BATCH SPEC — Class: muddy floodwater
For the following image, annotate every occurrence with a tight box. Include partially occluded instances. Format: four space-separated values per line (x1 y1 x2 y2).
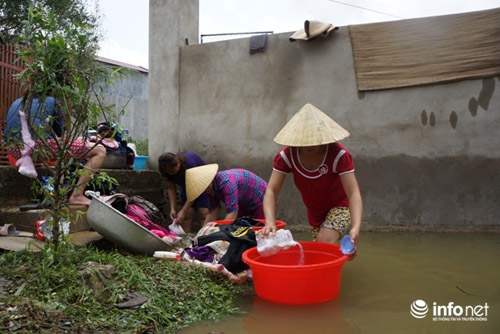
180 232 500 334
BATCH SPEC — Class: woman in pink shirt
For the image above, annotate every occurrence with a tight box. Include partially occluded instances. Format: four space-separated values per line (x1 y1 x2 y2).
262 104 363 254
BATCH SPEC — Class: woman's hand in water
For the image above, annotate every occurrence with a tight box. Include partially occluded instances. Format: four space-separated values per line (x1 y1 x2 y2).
348 227 360 260
261 221 277 236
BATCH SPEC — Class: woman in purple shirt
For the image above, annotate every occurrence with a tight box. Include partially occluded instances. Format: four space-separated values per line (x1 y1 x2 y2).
158 151 210 233
185 164 267 226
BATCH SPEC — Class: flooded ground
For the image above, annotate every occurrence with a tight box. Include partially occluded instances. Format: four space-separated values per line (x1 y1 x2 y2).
180 232 500 334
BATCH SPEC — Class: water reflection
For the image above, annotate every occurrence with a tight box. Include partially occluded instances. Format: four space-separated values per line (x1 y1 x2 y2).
178 295 359 334
180 232 500 334
242 297 358 334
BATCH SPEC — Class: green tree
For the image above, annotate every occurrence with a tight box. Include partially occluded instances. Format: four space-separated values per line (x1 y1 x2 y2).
11 3 120 245
0 0 101 44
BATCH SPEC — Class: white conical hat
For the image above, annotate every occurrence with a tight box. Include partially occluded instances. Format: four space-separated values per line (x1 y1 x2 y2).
186 164 219 202
273 103 350 146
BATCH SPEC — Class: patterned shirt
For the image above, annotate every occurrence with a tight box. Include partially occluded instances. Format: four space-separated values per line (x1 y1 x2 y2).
212 169 267 215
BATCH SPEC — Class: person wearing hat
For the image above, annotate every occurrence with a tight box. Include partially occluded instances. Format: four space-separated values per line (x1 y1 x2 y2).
261 103 363 254
185 164 267 226
158 151 211 233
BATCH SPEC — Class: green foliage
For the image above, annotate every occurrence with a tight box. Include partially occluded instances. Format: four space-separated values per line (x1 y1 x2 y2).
0 0 101 44
0 245 252 333
89 171 119 192
5 3 123 244
129 138 149 156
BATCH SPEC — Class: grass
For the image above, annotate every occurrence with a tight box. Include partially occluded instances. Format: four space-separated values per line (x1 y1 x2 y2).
0 243 253 333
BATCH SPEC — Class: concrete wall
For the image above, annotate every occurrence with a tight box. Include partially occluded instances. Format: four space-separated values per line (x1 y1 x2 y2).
100 68 149 141
175 27 500 230
148 0 199 167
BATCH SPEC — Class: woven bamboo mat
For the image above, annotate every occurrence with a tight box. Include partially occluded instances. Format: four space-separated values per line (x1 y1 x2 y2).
348 8 500 91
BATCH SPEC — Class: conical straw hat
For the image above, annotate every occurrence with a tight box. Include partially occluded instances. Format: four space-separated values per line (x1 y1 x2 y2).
289 20 337 42
273 103 350 146
186 164 219 202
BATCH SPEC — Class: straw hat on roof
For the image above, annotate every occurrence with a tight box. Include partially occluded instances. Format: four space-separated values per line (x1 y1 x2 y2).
186 164 219 202
273 103 350 147
289 20 337 42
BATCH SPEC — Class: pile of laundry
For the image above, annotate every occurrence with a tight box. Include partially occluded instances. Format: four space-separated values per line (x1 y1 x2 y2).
88 192 263 284
157 217 264 284
99 193 181 247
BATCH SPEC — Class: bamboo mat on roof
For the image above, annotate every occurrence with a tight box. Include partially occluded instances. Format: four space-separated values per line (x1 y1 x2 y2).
348 8 500 91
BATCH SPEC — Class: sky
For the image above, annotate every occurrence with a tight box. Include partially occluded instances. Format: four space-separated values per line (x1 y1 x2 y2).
94 0 499 69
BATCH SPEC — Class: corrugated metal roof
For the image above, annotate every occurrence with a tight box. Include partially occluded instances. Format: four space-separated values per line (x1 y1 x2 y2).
95 56 148 73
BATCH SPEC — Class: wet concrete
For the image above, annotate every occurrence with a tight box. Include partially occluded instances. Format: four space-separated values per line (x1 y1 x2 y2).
180 232 500 334
200 155 500 232
0 166 165 207
356 156 500 230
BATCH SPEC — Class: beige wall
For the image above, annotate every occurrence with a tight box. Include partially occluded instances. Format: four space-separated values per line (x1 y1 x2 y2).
148 0 199 167
149 3 500 230
178 30 500 230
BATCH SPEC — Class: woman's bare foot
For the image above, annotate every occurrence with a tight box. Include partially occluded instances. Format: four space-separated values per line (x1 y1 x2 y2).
68 193 91 206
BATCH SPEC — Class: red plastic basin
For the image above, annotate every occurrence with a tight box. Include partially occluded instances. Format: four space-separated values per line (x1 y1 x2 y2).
215 218 286 231
242 241 349 305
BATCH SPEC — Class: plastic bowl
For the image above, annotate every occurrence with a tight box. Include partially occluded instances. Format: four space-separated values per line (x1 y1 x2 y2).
340 235 355 255
215 218 286 231
242 242 349 305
